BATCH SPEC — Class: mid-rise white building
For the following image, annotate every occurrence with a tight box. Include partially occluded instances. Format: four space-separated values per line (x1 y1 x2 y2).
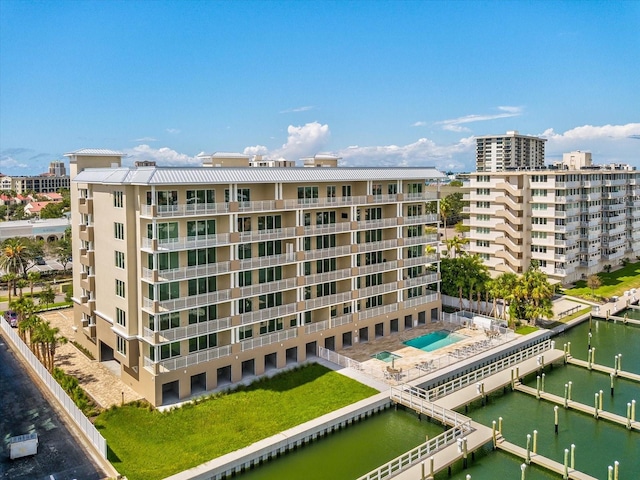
475 130 546 172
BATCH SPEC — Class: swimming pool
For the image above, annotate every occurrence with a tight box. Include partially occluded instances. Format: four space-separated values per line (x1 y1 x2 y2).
370 351 401 363
403 330 466 352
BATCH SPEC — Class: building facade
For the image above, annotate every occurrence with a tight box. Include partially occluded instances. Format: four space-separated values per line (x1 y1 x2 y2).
475 130 546 172
67 149 444 406
465 152 640 284
0 172 70 194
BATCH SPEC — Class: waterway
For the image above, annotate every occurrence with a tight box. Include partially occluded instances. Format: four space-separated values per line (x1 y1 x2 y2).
236 316 639 480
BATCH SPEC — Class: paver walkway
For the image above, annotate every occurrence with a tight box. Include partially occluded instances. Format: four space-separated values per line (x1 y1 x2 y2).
40 308 143 408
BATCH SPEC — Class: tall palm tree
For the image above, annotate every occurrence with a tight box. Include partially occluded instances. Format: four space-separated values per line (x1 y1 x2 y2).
0 238 30 295
27 271 41 298
10 297 37 341
32 320 66 372
440 196 452 242
445 235 469 259
2 272 17 306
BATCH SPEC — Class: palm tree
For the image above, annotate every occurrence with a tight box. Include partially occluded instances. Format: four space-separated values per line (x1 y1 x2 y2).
39 284 56 309
19 313 41 352
16 279 28 298
445 235 469 259
27 271 41 298
10 297 37 341
32 320 67 371
0 238 30 295
2 272 17 306
439 197 452 242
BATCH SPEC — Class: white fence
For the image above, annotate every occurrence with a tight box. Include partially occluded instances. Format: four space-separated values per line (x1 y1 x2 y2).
0 317 107 459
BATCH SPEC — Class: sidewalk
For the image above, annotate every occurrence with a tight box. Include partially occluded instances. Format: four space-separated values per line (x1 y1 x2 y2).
39 308 143 408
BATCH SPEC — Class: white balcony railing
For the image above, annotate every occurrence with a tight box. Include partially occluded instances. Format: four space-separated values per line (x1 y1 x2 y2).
304 291 353 310
403 292 439 309
240 329 298 351
141 233 230 251
238 278 298 298
156 345 232 371
239 303 298 325
142 261 232 282
304 313 354 334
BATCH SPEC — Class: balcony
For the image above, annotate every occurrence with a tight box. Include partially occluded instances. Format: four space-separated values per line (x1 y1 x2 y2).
238 278 297 298
239 303 298 325
151 345 233 372
358 281 398 298
240 329 298 352
358 239 398 253
239 227 298 242
304 268 352 286
140 202 230 218
81 319 96 338
357 260 399 275
404 214 439 225
145 317 233 343
304 291 352 310
359 303 398 320
404 273 439 288
142 261 232 282
404 255 437 267
356 218 399 230
304 313 354 334
402 292 439 309
303 245 352 260
304 222 352 236
141 233 230 252
404 234 438 246
239 253 297 270
145 289 232 314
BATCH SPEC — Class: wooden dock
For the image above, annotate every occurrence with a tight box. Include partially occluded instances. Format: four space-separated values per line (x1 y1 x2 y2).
496 439 598 480
567 357 640 383
607 315 640 326
514 383 640 431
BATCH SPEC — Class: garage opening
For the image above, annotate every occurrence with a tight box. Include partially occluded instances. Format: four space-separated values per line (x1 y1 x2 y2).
264 352 277 372
324 336 335 351
162 380 179 405
217 365 232 387
342 331 352 348
190 373 206 395
241 359 255 378
306 341 317 358
285 347 298 364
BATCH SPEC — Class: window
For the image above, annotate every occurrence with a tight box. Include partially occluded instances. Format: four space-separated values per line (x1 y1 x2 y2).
372 183 382 195
238 326 253 340
259 292 282 309
479 253 490 261
407 286 423 298
532 203 548 210
365 295 383 308
406 266 423 278
327 186 336 200
116 308 126 327
150 222 179 241
365 207 382 220
407 205 422 217
186 189 215 205
407 245 422 258
476 201 490 208
316 281 336 297
532 189 547 196
365 229 383 242
361 273 382 287
531 245 547 253
316 258 336 274
187 220 216 238
150 312 180 330
156 282 180 301
477 214 491 221
531 175 548 183
188 248 216 266
159 342 180 360
155 190 178 207
303 237 311 251
476 227 491 234
316 211 336 225
259 266 282 283
258 240 282 256
238 298 252 314
259 318 283 335
115 251 125 269
115 279 125 298
477 240 490 247
258 215 282 230
364 251 383 265
388 183 398 195
237 188 251 203
154 252 178 270
238 271 252 287
532 231 547 239
238 243 252 259
532 217 548 225
189 305 216 324
237 216 252 232
342 185 352 198
476 188 490 195
407 183 423 194
114 191 124 208
316 235 336 249
476 175 490 182
114 222 124 240
116 336 126 355
298 186 319 203
406 226 422 237
188 276 216 296
189 333 217 352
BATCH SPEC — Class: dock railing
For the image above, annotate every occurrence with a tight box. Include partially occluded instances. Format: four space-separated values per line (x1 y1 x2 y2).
358 388 472 480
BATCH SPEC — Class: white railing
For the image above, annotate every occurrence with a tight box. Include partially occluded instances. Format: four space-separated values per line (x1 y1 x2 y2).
404 234 438 246
357 218 399 230
402 292 439 308
358 282 398 298
148 317 233 342
304 245 352 260
304 222 353 235
304 268 352 286
237 200 278 212
141 233 230 251
158 345 232 371
239 227 298 242
404 273 439 287
0 317 108 459
404 255 435 267
359 303 398 320
404 214 438 225
304 314 354 334
238 278 298 298
357 260 399 275
304 291 353 310
156 289 232 312
240 329 298 351
140 202 230 218
238 253 297 270
358 239 398 252
142 261 232 282
239 303 298 325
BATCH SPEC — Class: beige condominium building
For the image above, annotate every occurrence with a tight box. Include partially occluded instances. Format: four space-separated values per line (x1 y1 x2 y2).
66 149 445 406
465 151 640 284
475 130 546 172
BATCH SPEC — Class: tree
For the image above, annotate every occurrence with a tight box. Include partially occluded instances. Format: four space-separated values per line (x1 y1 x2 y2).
39 284 56 309
440 254 490 310
10 297 37 341
32 320 67 371
509 262 554 325
50 235 72 270
454 221 470 235
449 180 463 187
1 238 30 294
587 275 602 296
439 196 452 242
2 272 17 306
27 271 41 298
39 202 64 219
444 235 469 258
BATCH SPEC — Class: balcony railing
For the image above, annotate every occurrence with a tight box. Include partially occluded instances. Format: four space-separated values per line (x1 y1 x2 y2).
144 316 233 343
304 313 354 334
357 260 399 275
405 214 439 224
140 202 230 218
239 227 298 242
358 239 398 253
141 233 230 251
238 278 298 298
404 273 439 287
304 291 353 310
240 329 297 351
142 261 232 282
304 268 353 286
303 245 352 260
304 222 353 235
404 235 438 246
146 289 232 313
402 292 439 308
155 345 233 371
356 218 399 230
359 303 398 320
358 282 398 298
238 253 297 270
239 303 298 325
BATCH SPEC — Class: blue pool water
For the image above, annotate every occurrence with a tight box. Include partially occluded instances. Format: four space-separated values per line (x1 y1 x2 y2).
403 330 466 352
370 351 401 363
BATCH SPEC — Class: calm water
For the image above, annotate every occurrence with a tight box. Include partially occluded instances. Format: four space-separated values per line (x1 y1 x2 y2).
404 330 466 352
237 317 639 479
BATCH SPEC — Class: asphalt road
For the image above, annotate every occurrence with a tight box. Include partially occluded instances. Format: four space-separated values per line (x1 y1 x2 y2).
0 332 105 480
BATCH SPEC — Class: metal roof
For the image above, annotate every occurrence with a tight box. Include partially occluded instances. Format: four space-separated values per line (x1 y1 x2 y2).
74 166 446 185
64 149 125 157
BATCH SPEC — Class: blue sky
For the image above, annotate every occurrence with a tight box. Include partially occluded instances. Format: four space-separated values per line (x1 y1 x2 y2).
1 0 639 175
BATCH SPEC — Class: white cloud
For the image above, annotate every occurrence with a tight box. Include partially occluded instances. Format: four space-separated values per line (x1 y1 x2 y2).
243 145 269 156
411 121 427 127
270 122 331 160
437 106 523 131
124 145 200 166
280 106 315 113
337 136 476 171
166 128 181 135
135 136 157 142
0 154 29 170
541 123 640 164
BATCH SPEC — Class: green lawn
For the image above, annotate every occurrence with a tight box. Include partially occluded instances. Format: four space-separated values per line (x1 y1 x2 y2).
563 261 640 300
95 363 378 480
515 325 538 335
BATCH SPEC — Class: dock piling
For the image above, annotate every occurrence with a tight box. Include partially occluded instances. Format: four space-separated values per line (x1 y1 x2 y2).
595 393 599 419
570 444 575 469
521 463 526 480
599 390 603 411
533 430 538 454
568 381 572 402
563 448 569 479
498 416 503 435
610 373 615 396
614 461 619 480
626 403 631 429
525 434 531 464
554 405 559 434
564 384 568 408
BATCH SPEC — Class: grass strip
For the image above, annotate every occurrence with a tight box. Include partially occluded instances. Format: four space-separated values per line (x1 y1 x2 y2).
95 363 377 480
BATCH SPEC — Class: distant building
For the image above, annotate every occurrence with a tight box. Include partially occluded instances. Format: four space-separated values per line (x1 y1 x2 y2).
465 151 640 284
0 217 70 243
475 131 546 172
302 154 341 168
49 160 67 177
0 161 70 194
